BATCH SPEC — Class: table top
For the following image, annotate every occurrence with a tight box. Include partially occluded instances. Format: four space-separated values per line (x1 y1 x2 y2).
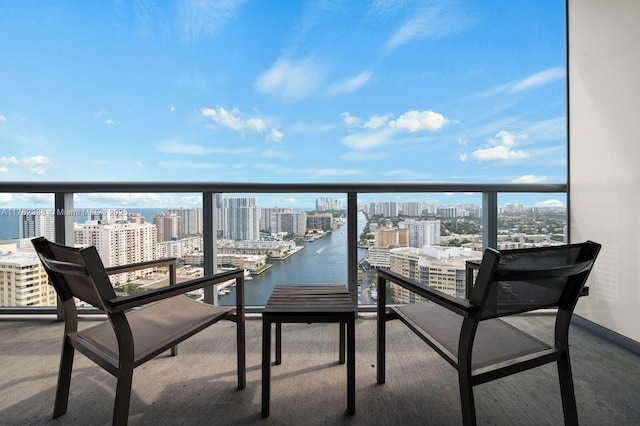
263 285 355 315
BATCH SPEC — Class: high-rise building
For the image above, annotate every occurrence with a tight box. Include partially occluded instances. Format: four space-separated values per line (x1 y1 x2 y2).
400 219 441 248
374 227 408 248
380 202 398 218
154 212 180 242
315 197 343 212
19 210 55 240
223 196 259 241
271 212 307 235
167 208 202 236
0 243 55 307
306 213 333 231
260 207 293 232
398 201 424 217
74 221 157 284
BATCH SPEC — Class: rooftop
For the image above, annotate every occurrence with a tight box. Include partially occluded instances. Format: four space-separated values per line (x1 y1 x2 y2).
2 313 638 425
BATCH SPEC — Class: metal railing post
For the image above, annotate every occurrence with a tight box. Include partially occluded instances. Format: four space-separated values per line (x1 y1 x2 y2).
203 192 218 305
482 191 498 250
54 192 75 320
347 192 358 313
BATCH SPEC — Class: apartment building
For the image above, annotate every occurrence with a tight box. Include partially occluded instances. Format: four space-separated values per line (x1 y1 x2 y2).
74 221 157 284
0 243 55 307
389 246 480 302
154 212 181 242
166 207 202 236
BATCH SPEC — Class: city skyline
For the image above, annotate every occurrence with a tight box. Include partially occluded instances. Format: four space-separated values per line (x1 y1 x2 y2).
1 1 566 208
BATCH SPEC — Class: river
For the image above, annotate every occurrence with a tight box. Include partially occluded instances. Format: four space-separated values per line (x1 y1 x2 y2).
220 211 369 306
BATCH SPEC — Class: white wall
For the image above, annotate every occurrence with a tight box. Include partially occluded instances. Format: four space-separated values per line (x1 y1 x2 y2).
569 0 640 343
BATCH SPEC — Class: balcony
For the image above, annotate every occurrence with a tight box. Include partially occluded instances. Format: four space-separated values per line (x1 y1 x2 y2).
1 312 639 425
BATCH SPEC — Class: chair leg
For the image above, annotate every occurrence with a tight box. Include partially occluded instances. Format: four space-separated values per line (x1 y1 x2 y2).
113 367 134 426
53 336 75 418
557 356 579 425
458 373 477 426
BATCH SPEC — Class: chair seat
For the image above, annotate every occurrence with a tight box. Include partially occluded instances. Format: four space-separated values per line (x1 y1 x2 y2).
391 303 552 370
75 295 234 364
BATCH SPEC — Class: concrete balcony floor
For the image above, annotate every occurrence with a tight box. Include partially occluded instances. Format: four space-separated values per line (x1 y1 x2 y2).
1 313 638 425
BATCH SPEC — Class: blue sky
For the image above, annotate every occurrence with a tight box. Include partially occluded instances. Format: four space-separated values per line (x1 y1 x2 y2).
0 0 566 208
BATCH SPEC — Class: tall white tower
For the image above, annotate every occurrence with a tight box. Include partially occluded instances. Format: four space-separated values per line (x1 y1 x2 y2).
223 196 259 241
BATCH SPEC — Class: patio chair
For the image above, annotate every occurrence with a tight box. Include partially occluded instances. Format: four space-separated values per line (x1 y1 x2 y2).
32 237 246 426
376 241 600 426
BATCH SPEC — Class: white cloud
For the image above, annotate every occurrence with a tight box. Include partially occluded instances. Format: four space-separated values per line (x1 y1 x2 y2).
158 142 209 155
87 192 162 206
0 166 8 173
19 155 54 175
328 70 372 95
255 56 327 102
510 67 565 93
472 145 528 161
341 112 360 127
134 161 144 168
159 161 225 169
267 128 284 142
389 110 448 132
481 67 565 98
459 153 469 162
105 119 116 125
170 105 176 112
340 151 388 161
178 195 203 205
0 193 13 203
0 114 7 122
535 199 564 208
490 130 518 147
0 156 19 165
341 128 395 150
385 1 475 50
201 107 267 133
307 168 365 177
364 114 391 130
512 175 548 183
179 0 244 41
470 130 530 162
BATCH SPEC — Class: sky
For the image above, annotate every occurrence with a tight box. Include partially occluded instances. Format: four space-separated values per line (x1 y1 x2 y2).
0 0 567 209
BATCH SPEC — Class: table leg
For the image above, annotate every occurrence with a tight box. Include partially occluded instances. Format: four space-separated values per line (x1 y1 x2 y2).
347 316 356 415
339 321 345 364
262 318 271 418
275 321 282 365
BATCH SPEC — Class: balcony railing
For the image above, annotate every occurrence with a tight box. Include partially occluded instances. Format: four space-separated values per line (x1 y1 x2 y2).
0 181 566 315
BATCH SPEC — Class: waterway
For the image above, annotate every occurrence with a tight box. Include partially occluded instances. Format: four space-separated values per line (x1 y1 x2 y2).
220 211 370 306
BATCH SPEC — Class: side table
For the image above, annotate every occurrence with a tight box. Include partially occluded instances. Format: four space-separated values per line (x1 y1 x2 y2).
261 284 356 417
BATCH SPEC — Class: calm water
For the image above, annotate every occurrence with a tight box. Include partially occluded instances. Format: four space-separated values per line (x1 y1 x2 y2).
221 211 369 306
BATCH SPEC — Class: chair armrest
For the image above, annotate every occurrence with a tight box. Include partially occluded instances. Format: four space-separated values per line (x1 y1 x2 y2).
104 269 244 313
105 258 177 274
377 268 477 317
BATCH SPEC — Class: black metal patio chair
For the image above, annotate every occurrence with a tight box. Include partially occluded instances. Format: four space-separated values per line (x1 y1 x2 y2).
376 241 601 425
32 237 246 426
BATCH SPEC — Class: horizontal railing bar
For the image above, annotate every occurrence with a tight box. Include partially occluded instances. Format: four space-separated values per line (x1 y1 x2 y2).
0 181 565 194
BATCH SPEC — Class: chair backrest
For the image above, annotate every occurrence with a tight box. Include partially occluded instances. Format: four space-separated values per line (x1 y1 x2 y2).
470 241 601 320
32 237 116 311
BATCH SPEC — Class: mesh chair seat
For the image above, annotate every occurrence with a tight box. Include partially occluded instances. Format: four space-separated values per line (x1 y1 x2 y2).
377 241 601 426
76 295 234 364
392 303 551 370
31 237 246 426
